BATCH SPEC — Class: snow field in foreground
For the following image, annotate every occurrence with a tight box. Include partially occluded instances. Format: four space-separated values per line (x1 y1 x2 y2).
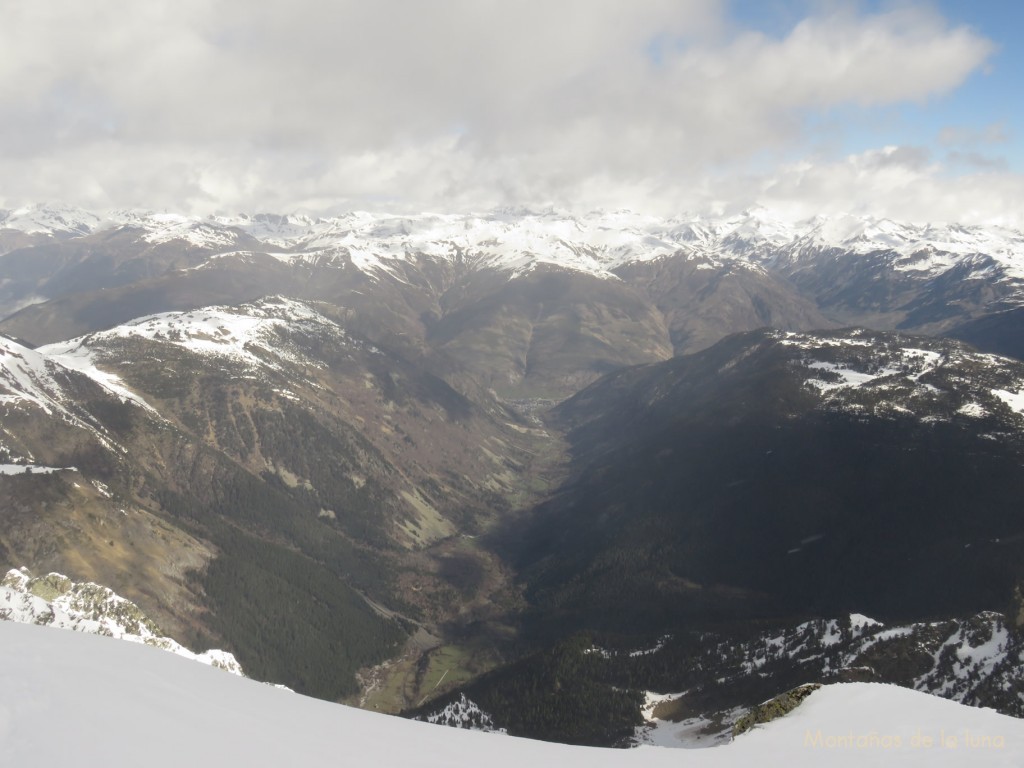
1 622 1023 767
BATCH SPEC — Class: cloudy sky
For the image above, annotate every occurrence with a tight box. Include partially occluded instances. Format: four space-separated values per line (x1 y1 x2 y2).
2 0 1021 224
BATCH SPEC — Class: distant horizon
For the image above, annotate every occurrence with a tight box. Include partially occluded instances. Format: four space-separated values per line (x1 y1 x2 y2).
3 199 1024 231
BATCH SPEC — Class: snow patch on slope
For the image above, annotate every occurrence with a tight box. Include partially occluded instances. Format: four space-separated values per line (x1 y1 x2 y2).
0 335 136 453
0 463 76 475
618 610 1024 750
37 341 160 414
992 388 1024 413
41 297 341 377
805 360 899 391
772 331 1024 422
731 612 1024 715
636 691 741 749
1 332 155 417
0 335 74 415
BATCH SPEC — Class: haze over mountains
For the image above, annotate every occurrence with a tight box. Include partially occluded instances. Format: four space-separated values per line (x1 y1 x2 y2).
3 203 1024 750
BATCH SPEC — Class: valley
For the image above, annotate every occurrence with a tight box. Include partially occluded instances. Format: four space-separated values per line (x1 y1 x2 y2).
3 205 1024 744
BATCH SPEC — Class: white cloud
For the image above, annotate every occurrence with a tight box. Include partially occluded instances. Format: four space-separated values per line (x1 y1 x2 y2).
744 147 1024 227
0 1 1005 219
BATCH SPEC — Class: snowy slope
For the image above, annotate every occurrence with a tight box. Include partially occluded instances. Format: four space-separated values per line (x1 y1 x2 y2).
0 335 77 416
0 569 242 675
38 297 355 381
0 333 155 456
774 329 1024 422
709 612 1022 713
0 333 153 416
790 215 1024 278
1 621 1021 767
608 611 1024 748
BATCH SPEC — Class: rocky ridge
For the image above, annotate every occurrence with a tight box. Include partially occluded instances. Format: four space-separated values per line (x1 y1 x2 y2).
1 567 243 674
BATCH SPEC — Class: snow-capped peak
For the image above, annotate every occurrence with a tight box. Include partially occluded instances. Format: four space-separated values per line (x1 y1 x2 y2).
0 203 102 236
6 204 1024 289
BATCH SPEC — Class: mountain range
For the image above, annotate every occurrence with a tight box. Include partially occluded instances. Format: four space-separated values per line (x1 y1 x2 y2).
3 203 1024 748
3 204 1024 396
